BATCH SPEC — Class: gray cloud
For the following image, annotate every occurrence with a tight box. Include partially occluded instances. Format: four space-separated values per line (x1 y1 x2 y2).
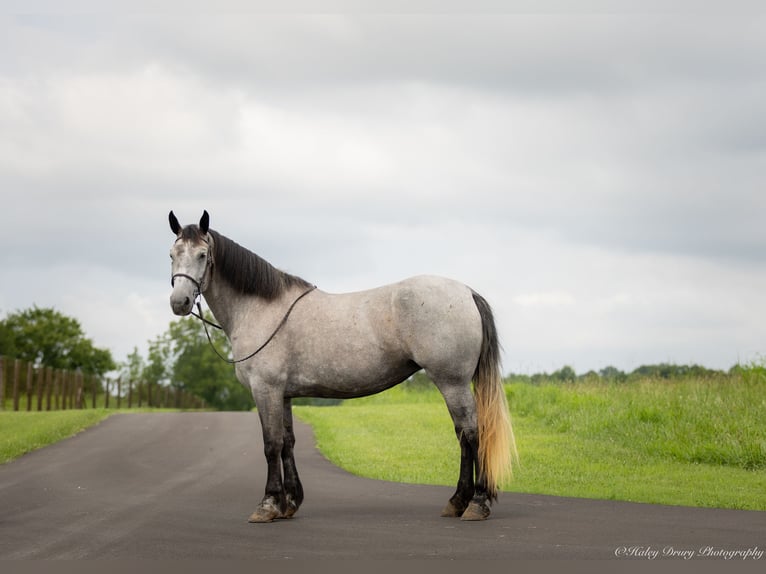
1 11 764 372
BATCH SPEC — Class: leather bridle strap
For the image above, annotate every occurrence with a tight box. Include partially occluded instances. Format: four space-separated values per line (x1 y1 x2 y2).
171 272 201 290
171 273 221 330
196 285 317 364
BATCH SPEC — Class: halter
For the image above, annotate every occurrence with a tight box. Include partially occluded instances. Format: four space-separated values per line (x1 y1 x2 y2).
171 268 221 329
171 235 217 327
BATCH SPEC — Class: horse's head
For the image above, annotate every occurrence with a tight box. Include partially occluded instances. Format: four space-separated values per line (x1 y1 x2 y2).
169 210 212 316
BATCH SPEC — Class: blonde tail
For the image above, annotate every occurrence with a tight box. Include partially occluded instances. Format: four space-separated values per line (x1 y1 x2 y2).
472 292 517 500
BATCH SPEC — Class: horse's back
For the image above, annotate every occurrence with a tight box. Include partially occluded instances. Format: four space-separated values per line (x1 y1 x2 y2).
281 275 484 397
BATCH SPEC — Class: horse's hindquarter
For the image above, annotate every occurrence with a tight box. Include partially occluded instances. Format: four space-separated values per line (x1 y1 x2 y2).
282 276 482 399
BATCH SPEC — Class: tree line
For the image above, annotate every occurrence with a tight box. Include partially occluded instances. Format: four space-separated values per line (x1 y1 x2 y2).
0 306 246 411
0 306 116 376
2 305 755 413
505 363 737 385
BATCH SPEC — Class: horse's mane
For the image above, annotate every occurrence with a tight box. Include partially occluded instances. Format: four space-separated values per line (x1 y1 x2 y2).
184 225 312 300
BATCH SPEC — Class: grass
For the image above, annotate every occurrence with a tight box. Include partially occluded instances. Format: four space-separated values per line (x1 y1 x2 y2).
0 407 190 464
3 370 764 510
0 409 114 464
295 374 766 511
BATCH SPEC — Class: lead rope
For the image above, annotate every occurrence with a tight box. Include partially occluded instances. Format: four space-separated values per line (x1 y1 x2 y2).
195 285 317 365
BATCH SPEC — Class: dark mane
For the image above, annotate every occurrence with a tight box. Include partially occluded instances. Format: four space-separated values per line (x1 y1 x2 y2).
207 229 312 300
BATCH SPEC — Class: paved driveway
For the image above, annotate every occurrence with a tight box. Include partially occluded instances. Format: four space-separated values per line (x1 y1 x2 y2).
0 412 762 559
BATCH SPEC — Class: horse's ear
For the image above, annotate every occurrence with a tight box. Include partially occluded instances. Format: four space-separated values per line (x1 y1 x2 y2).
200 210 210 234
169 211 182 235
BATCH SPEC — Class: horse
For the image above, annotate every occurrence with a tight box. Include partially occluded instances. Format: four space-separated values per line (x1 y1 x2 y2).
168 210 516 522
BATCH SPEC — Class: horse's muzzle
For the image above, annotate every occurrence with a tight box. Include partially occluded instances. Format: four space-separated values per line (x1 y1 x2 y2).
170 295 194 316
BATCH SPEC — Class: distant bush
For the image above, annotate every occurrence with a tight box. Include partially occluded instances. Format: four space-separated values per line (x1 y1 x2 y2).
506 362 730 385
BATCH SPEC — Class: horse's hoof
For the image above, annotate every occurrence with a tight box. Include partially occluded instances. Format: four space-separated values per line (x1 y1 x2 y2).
248 506 279 523
440 501 465 518
279 502 298 519
460 501 490 521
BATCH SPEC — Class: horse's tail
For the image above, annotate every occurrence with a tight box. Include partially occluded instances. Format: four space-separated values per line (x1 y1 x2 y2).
471 291 517 501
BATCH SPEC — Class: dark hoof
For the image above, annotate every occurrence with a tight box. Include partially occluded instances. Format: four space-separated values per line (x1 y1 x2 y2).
460 500 490 521
279 500 299 519
440 500 466 518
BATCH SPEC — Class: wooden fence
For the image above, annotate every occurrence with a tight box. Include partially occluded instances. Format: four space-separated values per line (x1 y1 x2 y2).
0 356 205 411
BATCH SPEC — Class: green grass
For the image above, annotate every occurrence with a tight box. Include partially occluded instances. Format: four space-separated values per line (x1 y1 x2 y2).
0 409 114 464
0 407 191 464
295 376 766 510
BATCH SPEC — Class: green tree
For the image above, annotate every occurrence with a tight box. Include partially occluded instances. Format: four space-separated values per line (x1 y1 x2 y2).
552 365 577 383
165 314 253 411
121 347 145 383
599 365 627 383
142 334 171 407
0 306 115 375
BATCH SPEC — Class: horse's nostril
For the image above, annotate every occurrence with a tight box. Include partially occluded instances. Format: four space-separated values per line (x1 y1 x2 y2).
184 297 190 307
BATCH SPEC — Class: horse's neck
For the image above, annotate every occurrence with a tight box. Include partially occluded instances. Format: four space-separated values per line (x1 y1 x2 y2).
202 277 247 336
202 275 284 337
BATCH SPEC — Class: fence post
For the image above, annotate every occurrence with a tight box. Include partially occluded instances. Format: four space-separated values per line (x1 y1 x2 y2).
25 362 33 411
45 367 52 411
36 366 44 411
138 381 143 408
12 359 21 411
75 370 83 409
54 370 61 410
0 357 4 411
0 356 4 411
117 378 122 409
70 371 77 409
128 380 133 409
105 379 110 409
91 375 97 409
61 370 68 410
71 370 76 409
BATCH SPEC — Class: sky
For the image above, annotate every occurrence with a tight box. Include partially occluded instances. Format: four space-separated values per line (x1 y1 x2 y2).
1 4 765 375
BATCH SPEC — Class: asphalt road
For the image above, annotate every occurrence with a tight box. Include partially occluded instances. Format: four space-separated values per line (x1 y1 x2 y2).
0 412 763 560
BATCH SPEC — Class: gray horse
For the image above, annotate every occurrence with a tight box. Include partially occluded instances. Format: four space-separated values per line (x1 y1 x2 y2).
168 211 516 522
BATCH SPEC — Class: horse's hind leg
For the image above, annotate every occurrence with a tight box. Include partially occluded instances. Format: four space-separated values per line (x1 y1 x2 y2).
280 399 304 518
441 425 478 518
432 377 489 520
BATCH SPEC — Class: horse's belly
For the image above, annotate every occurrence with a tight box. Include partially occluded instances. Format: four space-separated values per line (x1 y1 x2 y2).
284 359 420 399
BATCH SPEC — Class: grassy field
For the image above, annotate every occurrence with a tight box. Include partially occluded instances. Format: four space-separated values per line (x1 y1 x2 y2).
0 410 114 464
0 408 186 464
3 370 764 511
295 373 766 511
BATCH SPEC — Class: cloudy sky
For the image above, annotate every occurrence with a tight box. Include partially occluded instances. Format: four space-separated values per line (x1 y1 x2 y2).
1 4 764 374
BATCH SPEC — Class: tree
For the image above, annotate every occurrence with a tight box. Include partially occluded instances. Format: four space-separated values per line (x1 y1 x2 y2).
551 365 577 383
121 347 145 383
141 335 170 406
599 365 627 383
0 306 115 375
165 314 253 411
144 334 170 387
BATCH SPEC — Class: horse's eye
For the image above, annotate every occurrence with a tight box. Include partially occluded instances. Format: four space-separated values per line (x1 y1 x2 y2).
198 252 207 260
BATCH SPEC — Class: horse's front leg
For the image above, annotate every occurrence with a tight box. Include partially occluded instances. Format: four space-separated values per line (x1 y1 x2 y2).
281 398 303 518
249 392 287 523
